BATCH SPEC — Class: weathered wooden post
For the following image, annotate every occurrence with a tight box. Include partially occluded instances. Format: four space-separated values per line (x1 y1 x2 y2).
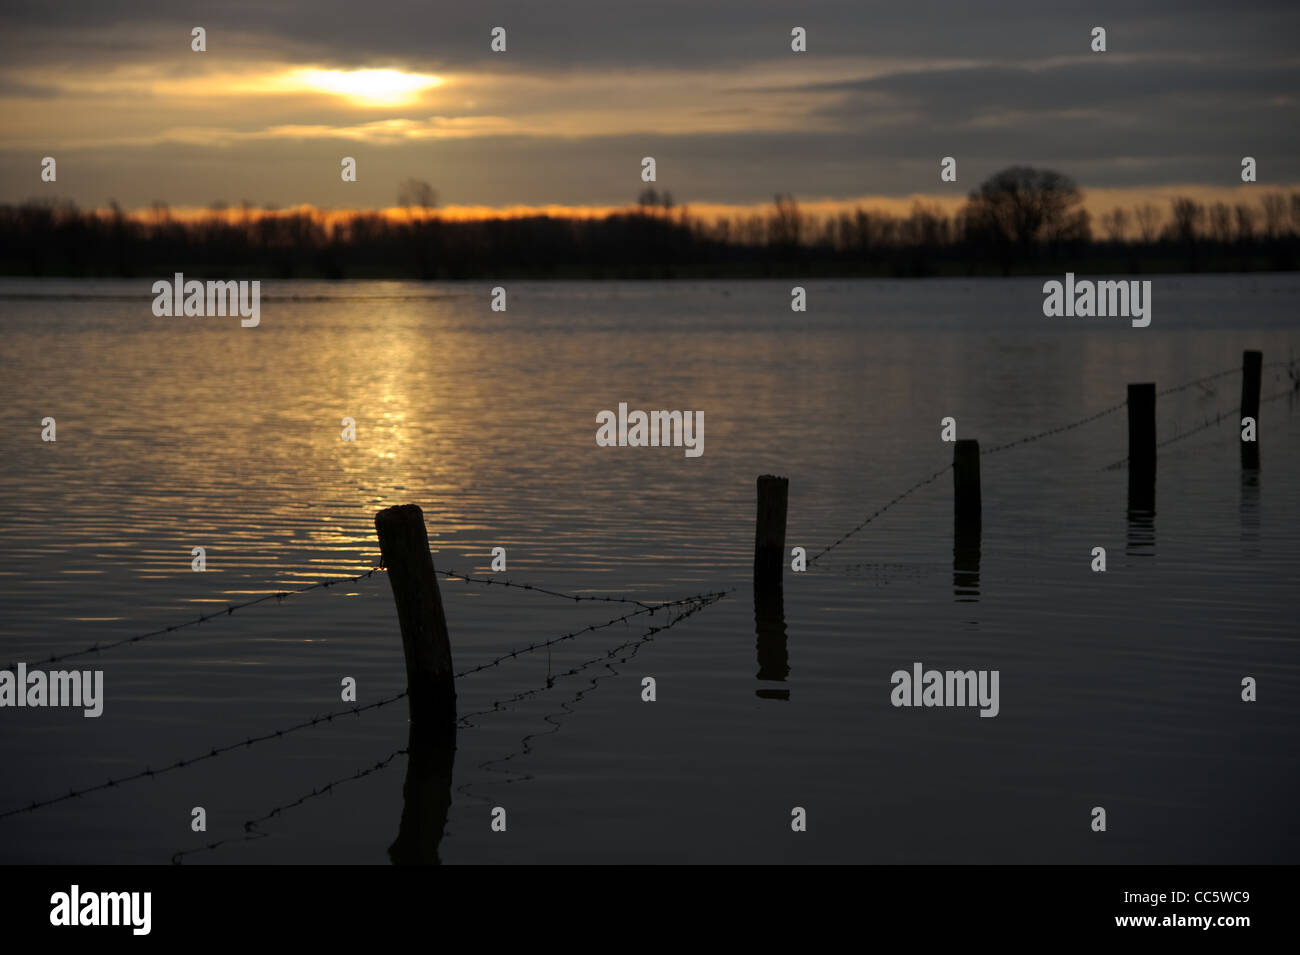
1127 383 1156 514
952 439 981 599
753 475 788 584
1241 350 1261 470
374 504 456 725
953 439 981 527
753 475 789 700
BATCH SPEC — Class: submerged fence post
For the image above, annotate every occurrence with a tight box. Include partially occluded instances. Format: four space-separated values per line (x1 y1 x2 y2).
1241 350 1261 470
1127 383 1157 514
953 439 981 528
1127 384 1156 476
374 504 456 726
754 475 788 584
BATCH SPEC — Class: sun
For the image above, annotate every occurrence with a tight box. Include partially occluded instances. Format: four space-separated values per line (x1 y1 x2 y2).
290 68 443 106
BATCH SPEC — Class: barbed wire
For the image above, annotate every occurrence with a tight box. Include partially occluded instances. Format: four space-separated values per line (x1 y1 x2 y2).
980 400 1127 456
169 748 405 865
1101 386 1296 471
456 592 725 727
1155 366 1235 398
0 589 729 822
168 593 726 863
2 568 386 673
1155 360 1292 399
809 360 1298 560
451 590 730 682
981 361 1294 458
4 565 686 674
465 597 712 795
434 567 658 609
806 464 951 566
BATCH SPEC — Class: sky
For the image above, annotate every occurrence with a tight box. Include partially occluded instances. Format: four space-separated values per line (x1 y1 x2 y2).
1 0 1297 217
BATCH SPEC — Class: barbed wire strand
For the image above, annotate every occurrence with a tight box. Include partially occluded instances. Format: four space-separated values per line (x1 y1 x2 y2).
1101 386 1295 471
169 749 403 865
2 568 385 672
464 597 714 796
449 590 731 682
980 400 1127 456
6 565 683 673
169 594 725 864
0 589 729 823
806 464 952 566
434 567 658 610
809 359 1298 561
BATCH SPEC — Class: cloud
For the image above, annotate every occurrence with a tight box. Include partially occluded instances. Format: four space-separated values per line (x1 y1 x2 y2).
1 1 1297 206
4 0 1300 70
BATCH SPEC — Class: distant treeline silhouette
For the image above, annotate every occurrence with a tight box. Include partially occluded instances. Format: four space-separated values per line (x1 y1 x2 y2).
2 167 1297 279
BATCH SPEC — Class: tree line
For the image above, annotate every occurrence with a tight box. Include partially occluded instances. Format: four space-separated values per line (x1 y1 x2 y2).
1 168 1297 279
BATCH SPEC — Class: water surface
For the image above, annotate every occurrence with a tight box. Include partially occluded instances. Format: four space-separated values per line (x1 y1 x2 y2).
1 275 1297 863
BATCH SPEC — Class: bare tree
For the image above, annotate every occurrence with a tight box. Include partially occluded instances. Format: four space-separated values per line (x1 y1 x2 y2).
962 166 1084 248
1261 192 1287 239
1234 203 1257 242
769 193 802 247
1100 207 1129 243
1209 202 1232 244
397 178 438 209
1169 198 1205 243
1134 203 1161 243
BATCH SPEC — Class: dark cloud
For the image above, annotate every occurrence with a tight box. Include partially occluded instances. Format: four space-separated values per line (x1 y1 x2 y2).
0 77 60 98
804 59 1300 121
2 0 1298 69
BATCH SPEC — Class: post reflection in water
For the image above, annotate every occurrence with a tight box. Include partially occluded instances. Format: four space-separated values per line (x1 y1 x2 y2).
953 516 981 601
1126 467 1157 557
1240 469 1260 549
754 582 790 701
388 722 456 866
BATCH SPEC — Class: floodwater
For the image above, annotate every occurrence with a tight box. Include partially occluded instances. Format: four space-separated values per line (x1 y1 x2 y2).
0 274 1297 864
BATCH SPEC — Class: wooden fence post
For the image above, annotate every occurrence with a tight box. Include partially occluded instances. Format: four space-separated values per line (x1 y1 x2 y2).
1127 383 1156 478
1127 383 1156 514
1241 350 1261 470
374 504 456 725
953 439 981 527
754 475 788 584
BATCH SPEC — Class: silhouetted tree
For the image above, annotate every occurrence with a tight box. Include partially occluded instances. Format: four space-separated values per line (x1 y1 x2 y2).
1134 203 1161 244
1261 192 1287 240
769 193 802 247
1169 198 1205 244
1234 203 1257 243
963 167 1084 248
1101 207 1129 243
397 178 438 209
1209 203 1232 244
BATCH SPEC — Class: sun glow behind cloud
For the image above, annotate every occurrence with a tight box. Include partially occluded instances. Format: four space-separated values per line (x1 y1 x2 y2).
279 67 444 106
